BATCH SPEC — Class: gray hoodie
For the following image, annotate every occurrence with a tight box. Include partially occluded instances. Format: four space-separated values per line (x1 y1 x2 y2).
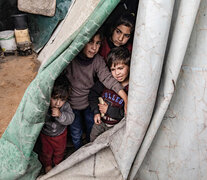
41 102 74 136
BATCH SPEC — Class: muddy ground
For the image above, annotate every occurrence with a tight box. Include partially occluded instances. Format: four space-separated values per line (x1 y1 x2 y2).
0 53 40 137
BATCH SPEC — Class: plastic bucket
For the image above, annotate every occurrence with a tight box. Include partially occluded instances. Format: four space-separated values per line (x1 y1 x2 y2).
11 14 28 30
0 30 17 52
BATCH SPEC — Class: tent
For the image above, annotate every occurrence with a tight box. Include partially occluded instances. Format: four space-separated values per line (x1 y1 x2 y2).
0 0 206 179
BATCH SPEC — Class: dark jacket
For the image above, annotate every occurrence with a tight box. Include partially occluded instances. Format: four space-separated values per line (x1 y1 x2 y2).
89 81 128 125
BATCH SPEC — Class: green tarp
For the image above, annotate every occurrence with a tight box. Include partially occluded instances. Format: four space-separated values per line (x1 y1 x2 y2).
0 0 120 179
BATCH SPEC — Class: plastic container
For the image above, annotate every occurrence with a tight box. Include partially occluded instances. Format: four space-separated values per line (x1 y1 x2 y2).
15 29 31 44
0 30 17 52
11 14 28 30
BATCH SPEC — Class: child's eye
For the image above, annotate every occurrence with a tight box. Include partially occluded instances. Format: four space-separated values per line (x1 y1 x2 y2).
124 34 130 38
115 29 121 34
96 41 102 45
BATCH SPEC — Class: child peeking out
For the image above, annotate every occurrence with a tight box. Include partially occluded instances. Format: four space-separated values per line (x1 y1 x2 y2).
89 47 130 141
39 75 74 173
100 13 135 61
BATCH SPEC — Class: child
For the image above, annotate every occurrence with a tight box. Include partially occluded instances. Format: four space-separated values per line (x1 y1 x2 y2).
39 75 75 173
100 13 135 61
65 30 128 149
89 47 130 142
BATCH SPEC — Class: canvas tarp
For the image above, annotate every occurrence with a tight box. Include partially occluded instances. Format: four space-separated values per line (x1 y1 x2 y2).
0 0 206 180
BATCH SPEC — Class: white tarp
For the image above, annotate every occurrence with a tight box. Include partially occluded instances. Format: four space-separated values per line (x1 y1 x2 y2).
37 0 207 179
134 0 206 179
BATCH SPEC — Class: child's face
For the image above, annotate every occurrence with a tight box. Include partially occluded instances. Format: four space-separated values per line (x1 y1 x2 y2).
83 34 102 58
111 25 131 47
110 62 129 83
50 97 66 109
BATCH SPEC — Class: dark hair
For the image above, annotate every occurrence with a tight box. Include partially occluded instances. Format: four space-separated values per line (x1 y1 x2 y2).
93 28 104 42
107 47 131 68
51 74 70 100
110 13 135 37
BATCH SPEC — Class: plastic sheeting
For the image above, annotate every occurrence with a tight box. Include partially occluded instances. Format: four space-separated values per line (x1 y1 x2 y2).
134 0 205 179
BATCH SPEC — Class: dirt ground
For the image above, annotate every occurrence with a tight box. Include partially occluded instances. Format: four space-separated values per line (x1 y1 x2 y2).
0 53 40 137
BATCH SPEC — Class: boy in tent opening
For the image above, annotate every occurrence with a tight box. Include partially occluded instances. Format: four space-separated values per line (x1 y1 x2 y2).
65 30 128 149
89 47 130 141
39 75 75 173
100 13 135 61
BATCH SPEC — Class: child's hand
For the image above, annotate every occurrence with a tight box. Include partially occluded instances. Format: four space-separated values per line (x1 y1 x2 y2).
94 114 101 124
51 108 61 117
98 101 108 114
